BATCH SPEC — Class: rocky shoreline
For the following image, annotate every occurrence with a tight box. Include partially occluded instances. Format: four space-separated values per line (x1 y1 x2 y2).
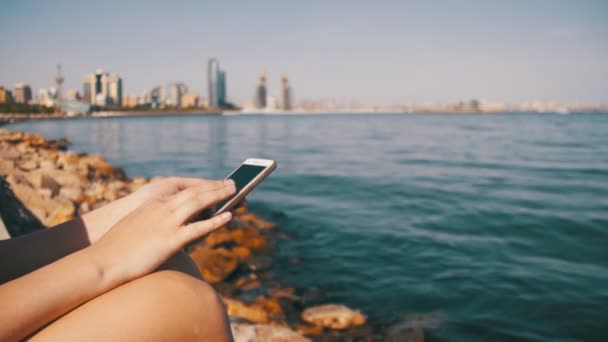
0 128 425 341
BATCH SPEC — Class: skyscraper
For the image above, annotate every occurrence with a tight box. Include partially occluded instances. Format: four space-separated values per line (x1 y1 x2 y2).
281 77 292 110
13 83 33 104
0 87 13 104
217 71 226 107
207 58 229 109
256 76 267 109
83 70 122 106
107 74 122 106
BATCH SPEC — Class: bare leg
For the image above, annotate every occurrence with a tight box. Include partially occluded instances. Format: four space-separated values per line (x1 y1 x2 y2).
29 270 233 341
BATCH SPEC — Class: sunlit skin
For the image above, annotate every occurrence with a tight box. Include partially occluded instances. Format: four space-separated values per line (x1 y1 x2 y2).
0 177 236 341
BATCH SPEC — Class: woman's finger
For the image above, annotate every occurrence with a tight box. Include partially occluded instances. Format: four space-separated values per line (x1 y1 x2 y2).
166 177 221 191
179 212 232 244
170 184 236 223
168 179 231 210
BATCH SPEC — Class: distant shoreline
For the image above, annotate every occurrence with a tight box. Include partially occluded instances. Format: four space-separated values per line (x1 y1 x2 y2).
2 109 606 126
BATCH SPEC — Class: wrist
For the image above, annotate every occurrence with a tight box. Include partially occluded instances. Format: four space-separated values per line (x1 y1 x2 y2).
80 243 126 292
81 194 136 243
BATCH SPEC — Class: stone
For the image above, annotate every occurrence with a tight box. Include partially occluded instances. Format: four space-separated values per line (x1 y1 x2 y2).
223 298 269 324
294 324 324 336
231 323 311 342
255 297 285 322
301 304 366 330
232 246 253 261
204 228 235 247
59 186 84 202
107 180 126 191
269 287 299 302
0 176 45 237
246 255 273 272
38 159 57 172
237 278 261 291
17 159 38 171
57 152 80 171
6 180 75 227
189 246 239 283
103 188 119 201
232 226 269 251
37 188 53 199
26 173 61 197
0 159 15 174
0 148 20 160
238 213 276 230
48 170 83 188
78 154 114 178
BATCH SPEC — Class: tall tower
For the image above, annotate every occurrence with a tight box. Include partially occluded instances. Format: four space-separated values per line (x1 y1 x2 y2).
217 71 226 107
281 77 292 110
256 76 267 109
207 58 220 108
55 64 64 101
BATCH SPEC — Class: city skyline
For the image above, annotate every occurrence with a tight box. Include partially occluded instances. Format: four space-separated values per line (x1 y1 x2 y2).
1 1 607 105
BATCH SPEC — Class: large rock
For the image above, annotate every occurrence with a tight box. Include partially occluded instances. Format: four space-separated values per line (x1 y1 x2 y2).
0 176 44 237
78 154 114 178
223 298 269 324
238 213 276 230
189 246 239 283
231 323 311 342
6 178 75 227
301 304 366 330
26 172 61 197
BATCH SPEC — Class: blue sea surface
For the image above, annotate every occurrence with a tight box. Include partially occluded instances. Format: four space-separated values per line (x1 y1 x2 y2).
11 113 608 341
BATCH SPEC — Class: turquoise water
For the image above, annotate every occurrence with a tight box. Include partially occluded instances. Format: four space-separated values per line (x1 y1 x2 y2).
11 114 608 341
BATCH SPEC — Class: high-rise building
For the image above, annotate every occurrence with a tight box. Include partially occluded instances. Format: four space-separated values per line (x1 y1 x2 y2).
181 92 199 108
281 77 292 110
207 58 229 109
83 70 122 107
38 88 54 107
66 89 81 101
123 95 140 108
13 83 33 104
107 74 122 106
256 76 267 109
217 71 226 107
0 87 13 104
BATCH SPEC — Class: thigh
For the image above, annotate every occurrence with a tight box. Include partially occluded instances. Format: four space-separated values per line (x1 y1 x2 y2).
29 270 232 342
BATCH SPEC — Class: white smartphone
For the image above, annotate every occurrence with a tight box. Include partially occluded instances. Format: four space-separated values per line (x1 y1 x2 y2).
215 158 277 215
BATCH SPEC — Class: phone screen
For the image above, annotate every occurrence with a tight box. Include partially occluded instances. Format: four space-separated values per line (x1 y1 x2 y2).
217 164 266 211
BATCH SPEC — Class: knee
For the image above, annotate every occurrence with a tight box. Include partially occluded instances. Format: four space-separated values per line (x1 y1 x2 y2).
145 270 225 314
137 270 231 339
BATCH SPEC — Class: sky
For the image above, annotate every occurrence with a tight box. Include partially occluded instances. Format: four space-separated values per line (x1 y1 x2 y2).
1 0 607 105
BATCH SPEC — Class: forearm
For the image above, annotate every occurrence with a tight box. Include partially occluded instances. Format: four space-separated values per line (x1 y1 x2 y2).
0 194 138 284
80 192 142 242
0 247 121 341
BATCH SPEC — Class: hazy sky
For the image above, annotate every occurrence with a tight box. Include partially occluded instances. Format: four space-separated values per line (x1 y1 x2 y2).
1 0 607 105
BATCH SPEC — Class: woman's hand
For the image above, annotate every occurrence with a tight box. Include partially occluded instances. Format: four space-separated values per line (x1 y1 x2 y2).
88 179 236 286
82 177 222 243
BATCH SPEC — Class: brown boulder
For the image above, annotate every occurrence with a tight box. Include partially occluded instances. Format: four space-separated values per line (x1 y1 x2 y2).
17 159 38 171
78 154 114 178
231 226 268 251
294 324 324 336
57 152 80 171
223 298 269 324
231 323 311 342
6 180 75 227
59 186 84 202
26 173 61 197
238 213 276 230
301 304 366 330
189 246 239 283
